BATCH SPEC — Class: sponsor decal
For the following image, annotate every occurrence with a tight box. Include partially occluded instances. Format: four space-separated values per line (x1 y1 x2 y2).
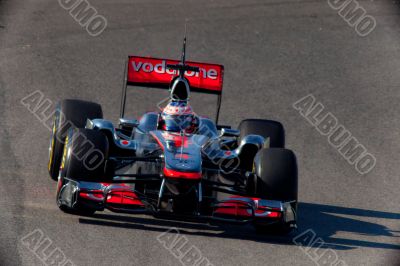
127 56 224 92
175 154 190 160
120 140 130 146
163 102 193 115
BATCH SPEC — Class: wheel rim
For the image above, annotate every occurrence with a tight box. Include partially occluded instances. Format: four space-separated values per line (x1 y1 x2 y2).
48 109 60 172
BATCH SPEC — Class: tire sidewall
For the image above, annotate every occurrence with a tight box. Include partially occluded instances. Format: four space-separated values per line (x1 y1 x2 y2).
254 148 298 201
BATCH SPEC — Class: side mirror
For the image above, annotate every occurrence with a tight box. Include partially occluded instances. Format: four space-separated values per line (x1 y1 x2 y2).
119 118 139 128
220 128 240 138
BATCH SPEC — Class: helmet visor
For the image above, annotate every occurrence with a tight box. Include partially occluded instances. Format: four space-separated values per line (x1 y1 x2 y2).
163 114 193 132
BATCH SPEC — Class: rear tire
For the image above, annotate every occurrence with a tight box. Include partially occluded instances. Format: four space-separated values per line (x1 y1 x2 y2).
48 99 103 180
239 119 285 148
238 119 285 171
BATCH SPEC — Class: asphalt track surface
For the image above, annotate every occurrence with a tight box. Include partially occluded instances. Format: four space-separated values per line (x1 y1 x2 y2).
1 0 400 265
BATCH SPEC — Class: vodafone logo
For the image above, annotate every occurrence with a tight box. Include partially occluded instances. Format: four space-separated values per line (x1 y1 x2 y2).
127 56 224 92
131 60 218 80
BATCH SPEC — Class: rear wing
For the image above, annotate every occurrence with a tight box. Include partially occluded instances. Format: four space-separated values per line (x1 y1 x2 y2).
120 56 224 122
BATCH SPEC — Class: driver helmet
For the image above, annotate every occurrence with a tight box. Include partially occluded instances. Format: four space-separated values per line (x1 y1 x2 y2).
159 101 197 133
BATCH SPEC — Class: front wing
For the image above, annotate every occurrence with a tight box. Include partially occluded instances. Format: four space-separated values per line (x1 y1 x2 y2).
57 178 296 225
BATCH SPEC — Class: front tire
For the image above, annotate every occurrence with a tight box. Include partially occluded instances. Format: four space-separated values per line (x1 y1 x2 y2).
62 128 109 181
253 148 298 234
56 129 109 214
254 148 297 201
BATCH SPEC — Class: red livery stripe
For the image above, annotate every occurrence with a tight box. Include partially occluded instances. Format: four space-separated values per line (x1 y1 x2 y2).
163 168 202 179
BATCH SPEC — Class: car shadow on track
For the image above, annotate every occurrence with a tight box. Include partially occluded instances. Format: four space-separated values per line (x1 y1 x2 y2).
78 202 400 251
297 202 400 250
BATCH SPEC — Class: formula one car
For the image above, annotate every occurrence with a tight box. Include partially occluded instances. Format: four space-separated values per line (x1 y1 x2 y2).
47 38 298 233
